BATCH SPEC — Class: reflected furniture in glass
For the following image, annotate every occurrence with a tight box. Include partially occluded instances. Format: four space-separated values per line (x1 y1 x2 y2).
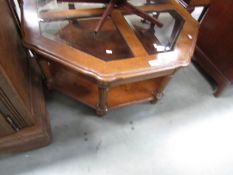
21 0 199 116
178 0 210 21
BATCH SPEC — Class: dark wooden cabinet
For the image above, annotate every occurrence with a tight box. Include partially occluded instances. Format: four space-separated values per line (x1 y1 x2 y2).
0 0 51 152
194 0 233 96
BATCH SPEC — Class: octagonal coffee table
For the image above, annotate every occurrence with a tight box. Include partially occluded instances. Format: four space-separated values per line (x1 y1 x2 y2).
20 0 199 116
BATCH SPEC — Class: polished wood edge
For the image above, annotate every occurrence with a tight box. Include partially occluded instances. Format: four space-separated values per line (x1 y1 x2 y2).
0 60 52 153
22 0 198 84
194 46 231 96
24 41 191 86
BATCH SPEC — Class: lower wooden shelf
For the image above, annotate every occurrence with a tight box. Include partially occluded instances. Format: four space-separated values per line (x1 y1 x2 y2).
49 66 164 111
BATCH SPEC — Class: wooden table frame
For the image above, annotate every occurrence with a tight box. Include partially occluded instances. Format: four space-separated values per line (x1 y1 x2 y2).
20 0 199 116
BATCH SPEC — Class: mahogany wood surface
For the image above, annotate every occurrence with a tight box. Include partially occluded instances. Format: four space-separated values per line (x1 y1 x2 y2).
21 0 199 115
194 0 233 96
0 0 51 152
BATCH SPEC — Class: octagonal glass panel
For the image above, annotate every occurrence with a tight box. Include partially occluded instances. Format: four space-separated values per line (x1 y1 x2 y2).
124 10 184 54
40 17 134 61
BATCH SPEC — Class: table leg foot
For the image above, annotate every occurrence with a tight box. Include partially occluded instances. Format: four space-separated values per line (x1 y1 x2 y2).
96 86 109 116
96 105 108 117
213 84 228 97
150 90 164 104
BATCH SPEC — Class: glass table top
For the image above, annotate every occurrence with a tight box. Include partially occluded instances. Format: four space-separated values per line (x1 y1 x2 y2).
124 10 184 55
38 1 184 62
40 17 134 61
20 0 199 81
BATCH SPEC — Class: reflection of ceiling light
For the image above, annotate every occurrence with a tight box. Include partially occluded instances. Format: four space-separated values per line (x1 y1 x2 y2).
152 12 157 16
38 18 44 22
153 43 165 52
24 10 40 27
165 46 170 51
150 1 155 4
106 50 113 54
148 49 180 67
28 50 34 58
188 34 193 40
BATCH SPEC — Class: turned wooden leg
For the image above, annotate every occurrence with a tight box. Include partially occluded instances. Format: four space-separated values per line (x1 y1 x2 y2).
96 86 109 116
151 90 164 104
27 50 53 89
151 75 174 104
213 82 229 97
37 59 53 90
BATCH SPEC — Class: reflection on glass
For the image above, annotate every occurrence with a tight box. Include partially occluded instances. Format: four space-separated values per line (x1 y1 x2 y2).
39 1 184 61
38 0 168 13
40 17 133 61
124 10 184 54
38 0 105 13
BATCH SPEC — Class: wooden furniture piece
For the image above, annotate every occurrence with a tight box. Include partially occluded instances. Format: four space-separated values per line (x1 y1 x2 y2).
179 0 210 21
0 0 51 152
21 0 199 116
194 0 233 96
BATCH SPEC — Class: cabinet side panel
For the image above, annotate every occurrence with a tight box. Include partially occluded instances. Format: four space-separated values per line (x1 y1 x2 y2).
0 0 31 111
197 0 233 81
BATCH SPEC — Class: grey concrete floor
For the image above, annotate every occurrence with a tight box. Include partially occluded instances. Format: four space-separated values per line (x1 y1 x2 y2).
0 64 233 175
